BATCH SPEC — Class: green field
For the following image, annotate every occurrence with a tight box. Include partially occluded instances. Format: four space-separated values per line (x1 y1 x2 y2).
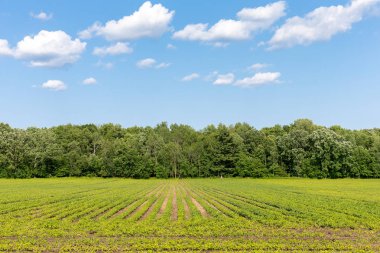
0 179 379 252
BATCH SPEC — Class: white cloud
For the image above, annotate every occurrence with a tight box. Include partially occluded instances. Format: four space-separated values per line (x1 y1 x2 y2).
83 77 97 85
209 42 229 48
0 30 86 67
249 63 268 71
93 42 133 56
41 80 67 91
182 73 200 81
78 23 101 40
213 73 235 85
137 58 156 68
136 58 170 69
235 72 281 87
269 0 380 49
204 71 219 82
31 11 52 21
173 1 285 43
79 1 174 40
0 39 12 56
156 62 171 69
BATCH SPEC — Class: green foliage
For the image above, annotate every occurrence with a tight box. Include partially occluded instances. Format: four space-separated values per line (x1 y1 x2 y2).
0 178 379 251
1 119 380 178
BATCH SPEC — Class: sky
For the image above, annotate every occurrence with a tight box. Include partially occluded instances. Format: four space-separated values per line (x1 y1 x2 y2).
0 0 380 130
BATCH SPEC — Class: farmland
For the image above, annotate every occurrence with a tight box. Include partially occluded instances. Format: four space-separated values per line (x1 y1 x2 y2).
0 178 379 252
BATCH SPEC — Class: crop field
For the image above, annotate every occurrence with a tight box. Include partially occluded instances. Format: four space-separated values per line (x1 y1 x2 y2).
0 179 379 252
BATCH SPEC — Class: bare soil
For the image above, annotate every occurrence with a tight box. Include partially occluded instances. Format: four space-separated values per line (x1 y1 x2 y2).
124 200 148 219
156 192 169 219
110 199 139 219
139 199 158 221
191 197 209 218
171 187 178 221
182 199 190 220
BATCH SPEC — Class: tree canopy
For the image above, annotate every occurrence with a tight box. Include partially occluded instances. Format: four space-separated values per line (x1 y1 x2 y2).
0 120 379 179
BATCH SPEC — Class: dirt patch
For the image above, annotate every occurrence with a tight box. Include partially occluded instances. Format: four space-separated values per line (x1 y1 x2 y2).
125 200 148 219
182 199 190 220
110 199 139 219
156 192 169 219
171 188 178 221
195 189 232 218
109 185 166 219
139 199 158 221
191 197 208 218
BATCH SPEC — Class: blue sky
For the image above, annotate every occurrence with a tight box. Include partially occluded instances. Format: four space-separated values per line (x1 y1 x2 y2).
0 0 380 130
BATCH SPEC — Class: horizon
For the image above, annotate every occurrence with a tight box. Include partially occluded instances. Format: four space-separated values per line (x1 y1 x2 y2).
1 118 379 131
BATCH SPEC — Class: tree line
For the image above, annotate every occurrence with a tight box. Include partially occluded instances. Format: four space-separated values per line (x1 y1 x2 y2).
0 119 379 179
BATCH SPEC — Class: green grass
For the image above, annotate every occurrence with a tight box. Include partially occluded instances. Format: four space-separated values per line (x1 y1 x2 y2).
0 178 379 252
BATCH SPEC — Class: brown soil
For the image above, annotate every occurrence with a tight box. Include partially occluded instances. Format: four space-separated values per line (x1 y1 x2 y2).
195 189 232 217
139 199 159 221
171 188 178 221
191 197 209 218
182 199 190 220
110 199 139 219
156 193 169 219
124 200 148 219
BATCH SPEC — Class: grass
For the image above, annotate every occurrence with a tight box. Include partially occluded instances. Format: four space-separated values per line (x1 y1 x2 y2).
0 178 379 252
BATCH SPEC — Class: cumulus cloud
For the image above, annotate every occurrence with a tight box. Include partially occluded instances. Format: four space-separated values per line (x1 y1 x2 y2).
0 39 12 56
83 77 97 85
173 1 285 43
93 42 133 56
235 72 281 87
136 58 156 68
269 0 380 49
213 73 235 85
156 62 171 69
41 80 67 91
79 1 174 40
209 42 229 48
182 73 200 81
136 58 170 69
31 11 52 21
0 30 86 67
249 63 268 71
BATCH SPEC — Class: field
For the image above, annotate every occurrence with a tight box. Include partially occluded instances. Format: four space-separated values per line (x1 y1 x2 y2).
0 179 379 252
